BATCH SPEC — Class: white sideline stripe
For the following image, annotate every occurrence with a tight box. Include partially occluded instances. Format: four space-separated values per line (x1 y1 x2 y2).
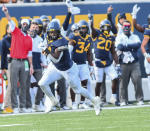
0 105 150 117
0 124 26 127
103 104 150 110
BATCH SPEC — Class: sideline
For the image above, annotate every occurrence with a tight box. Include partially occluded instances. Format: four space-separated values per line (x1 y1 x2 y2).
0 104 150 117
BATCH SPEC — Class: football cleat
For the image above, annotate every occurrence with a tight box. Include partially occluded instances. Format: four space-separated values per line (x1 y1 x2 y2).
2 107 13 114
93 96 101 116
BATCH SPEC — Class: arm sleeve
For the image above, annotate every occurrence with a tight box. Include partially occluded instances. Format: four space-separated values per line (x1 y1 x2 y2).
8 20 15 32
117 44 128 51
127 42 141 50
107 13 117 34
62 12 72 31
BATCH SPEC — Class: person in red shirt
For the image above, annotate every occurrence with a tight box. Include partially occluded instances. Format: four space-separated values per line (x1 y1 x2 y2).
2 5 34 113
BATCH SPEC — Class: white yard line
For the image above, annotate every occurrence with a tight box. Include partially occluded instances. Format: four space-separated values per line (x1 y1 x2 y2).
0 124 27 127
0 104 150 117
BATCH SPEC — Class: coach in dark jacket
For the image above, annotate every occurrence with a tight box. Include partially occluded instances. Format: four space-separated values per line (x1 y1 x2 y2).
1 24 13 113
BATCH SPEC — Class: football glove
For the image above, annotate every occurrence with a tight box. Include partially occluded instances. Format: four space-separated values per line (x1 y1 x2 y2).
42 47 51 56
70 7 80 15
132 4 140 19
66 0 73 8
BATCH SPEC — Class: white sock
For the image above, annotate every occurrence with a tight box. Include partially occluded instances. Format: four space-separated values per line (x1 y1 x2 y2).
40 85 56 103
80 87 94 102
112 94 117 99
75 94 81 105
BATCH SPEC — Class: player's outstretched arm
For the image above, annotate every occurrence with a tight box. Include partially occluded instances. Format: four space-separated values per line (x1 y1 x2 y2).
62 8 72 31
107 5 117 35
88 14 97 39
132 4 144 33
2 4 11 22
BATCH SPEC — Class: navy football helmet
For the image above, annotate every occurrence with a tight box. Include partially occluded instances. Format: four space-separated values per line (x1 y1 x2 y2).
78 20 89 37
46 19 60 41
100 19 112 35
40 15 50 23
40 15 50 33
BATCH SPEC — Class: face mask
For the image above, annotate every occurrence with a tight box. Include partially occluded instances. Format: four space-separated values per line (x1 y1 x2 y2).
21 25 29 33
79 27 88 38
47 30 59 41
101 25 111 35
123 25 131 35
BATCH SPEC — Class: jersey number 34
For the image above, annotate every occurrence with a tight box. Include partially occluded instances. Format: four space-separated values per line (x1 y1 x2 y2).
76 42 91 53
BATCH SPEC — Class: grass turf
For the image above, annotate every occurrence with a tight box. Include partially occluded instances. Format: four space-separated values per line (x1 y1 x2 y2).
0 107 150 131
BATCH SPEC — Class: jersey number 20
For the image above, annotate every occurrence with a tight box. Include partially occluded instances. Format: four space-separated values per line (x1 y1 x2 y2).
97 37 112 51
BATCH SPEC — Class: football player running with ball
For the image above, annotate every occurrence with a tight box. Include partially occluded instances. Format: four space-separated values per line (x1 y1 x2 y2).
38 19 101 115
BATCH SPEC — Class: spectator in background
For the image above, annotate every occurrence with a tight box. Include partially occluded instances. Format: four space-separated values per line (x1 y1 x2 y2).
2 5 33 113
28 18 47 112
1 24 13 113
24 0 31 3
100 5 119 106
117 13 127 35
90 19 119 106
68 20 93 110
116 20 144 106
141 27 150 103
0 0 17 3
40 15 50 39
131 4 150 97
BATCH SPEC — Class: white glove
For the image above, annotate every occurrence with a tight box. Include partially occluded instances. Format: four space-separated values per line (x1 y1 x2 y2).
70 7 80 15
132 4 140 19
66 0 73 8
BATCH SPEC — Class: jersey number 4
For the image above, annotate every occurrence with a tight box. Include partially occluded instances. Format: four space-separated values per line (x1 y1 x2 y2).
76 42 90 53
97 37 112 51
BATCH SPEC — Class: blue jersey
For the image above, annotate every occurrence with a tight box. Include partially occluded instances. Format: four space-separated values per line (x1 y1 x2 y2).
69 33 92 64
142 24 150 30
47 37 73 71
93 30 115 68
144 29 150 53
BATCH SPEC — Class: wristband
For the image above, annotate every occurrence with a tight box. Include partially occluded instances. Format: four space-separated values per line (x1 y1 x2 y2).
144 53 149 58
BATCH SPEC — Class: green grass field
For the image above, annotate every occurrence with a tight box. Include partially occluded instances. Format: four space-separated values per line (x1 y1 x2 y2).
0 107 150 131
